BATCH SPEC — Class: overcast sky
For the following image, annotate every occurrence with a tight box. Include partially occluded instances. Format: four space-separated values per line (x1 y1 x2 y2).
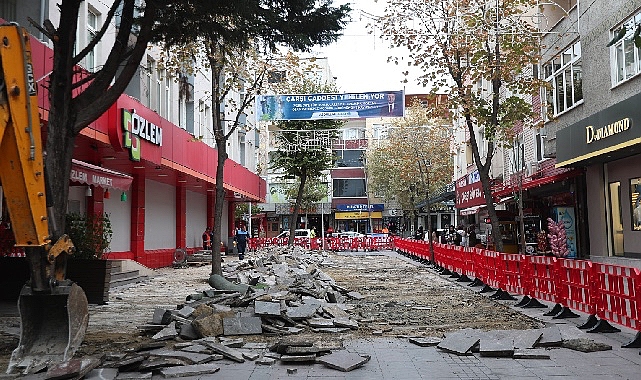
313 0 426 95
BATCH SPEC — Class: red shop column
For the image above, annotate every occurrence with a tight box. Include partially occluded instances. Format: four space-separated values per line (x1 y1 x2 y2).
176 184 186 249
130 173 145 262
207 189 215 230
87 186 105 216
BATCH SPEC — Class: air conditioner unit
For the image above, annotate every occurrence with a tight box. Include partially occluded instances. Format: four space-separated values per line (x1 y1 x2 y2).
525 162 539 177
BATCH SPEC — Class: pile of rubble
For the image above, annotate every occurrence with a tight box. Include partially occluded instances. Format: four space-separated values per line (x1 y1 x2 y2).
35 246 371 378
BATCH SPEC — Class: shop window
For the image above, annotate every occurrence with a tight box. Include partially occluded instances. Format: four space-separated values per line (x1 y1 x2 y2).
610 12 641 86
543 41 582 117
608 181 624 255
631 178 641 231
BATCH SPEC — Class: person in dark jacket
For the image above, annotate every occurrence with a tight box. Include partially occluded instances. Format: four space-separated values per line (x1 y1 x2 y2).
235 225 250 260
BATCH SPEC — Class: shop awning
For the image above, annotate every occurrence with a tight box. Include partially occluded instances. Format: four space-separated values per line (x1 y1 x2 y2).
70 159 133 191
492 169 583 199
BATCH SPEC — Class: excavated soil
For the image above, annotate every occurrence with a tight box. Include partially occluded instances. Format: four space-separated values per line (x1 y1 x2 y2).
0 250 542 372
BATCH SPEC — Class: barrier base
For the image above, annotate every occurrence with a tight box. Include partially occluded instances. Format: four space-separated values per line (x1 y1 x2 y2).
468 278 484 287
515 296 531 307
479 284 494 293
523 297 547 309
440 268 452 276
456 275 472 283
586 319 621 333
622 331 641 348
449 272 461 279
552 306 580 319
543 303 563 316
577 314 599 330
489 289 517 301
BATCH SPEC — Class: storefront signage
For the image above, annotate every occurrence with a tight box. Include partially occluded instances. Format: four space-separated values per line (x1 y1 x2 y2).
455 173 485 209
336 204 384 212
585 118 631 144
122 109 163 161
557 92 641 167
335 211 383 219
69 159 133 190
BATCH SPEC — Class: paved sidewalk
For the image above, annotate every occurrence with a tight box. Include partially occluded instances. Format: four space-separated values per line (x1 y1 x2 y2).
140 250 641 379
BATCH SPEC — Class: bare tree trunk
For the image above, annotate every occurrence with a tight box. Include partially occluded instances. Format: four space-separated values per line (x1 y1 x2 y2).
288 169 307 246
211 59 225 275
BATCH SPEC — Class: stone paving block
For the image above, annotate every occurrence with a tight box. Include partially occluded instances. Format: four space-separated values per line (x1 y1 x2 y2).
220 337 244 348
280 354 317 362
316 351 371 372
537 325 563 347
254 301 282 316
115 372 151 379
513 348 551 359
437 328 481 355
199 341 245 362
243 342 269 350
152 321 178 340
256 357 277 365
152 308 173 325
408 337 441 347
242 352 260 361
479 337 514 357
178 322 198 340
513 329 543 349
308 318 334 328
285 303 320 319
323 304 349 318
179 344 210 354
177 305 195 319
285 345 320 355
223 316 262 335
138 357 189 371
148 348 212 364
158 363 220 378
314 327 351 333
84 368 118 380
333 317 358 329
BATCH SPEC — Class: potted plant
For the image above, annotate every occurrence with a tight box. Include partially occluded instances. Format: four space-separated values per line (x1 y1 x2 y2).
64 212 114 304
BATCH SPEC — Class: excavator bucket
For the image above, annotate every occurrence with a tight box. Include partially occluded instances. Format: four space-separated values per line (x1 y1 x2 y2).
7 282 89 374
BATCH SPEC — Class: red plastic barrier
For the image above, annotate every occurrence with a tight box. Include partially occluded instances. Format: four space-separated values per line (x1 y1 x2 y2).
503 253 531 297
480 250 504 291
556 259 595 315
527 255 559 304
592 262 641 330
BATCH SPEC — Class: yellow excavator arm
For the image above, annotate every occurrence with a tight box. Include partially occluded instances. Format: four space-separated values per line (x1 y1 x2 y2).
0 23 49 248
0 24 88 375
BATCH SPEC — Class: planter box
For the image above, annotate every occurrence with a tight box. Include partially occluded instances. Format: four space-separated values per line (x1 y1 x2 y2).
67 259 112 305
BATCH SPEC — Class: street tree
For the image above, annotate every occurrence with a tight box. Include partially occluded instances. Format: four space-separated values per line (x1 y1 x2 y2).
29 0 162 246
379 0 543 252
366 101 452 255
152 0 350 273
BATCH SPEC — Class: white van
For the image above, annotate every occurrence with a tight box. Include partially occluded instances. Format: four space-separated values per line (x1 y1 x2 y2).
275 229 312 239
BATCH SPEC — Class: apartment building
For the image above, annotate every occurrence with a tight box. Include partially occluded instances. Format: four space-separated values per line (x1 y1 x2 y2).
0 1 264 267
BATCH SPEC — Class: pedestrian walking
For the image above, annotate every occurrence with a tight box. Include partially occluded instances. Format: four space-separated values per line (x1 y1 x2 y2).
235 225 250 260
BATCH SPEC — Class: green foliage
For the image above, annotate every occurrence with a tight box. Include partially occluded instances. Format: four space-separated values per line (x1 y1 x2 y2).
234 203 264 220
65 213 113 260
283 178 329 209
151 0 351 52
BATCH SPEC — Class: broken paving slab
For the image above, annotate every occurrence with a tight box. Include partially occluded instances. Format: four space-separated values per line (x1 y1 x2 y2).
159 364 221 378
437 329 481 355
308 318 335 328
479 336 514 357
46 357 101 380
286 304 320 319
85 368 118 380
409 337 441 347
115 371 152 379
333 317 358 329
243 342 270 349
513 348 551 359
223 316 263 335
147 349 213 364
317 351 371 372
285 346 320 355
323 304 349 318
152 321 178 341
536 325 563 347
254 300 282 316
176 305 195 319
561 338 612 352
199 341 245 362
280 354 317 362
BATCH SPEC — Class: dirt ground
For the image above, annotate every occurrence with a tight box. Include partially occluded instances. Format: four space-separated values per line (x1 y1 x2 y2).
0 250 542 373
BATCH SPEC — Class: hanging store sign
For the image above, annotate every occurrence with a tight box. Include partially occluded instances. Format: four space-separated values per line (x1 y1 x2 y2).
256 91 404 120
455 172 485 209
